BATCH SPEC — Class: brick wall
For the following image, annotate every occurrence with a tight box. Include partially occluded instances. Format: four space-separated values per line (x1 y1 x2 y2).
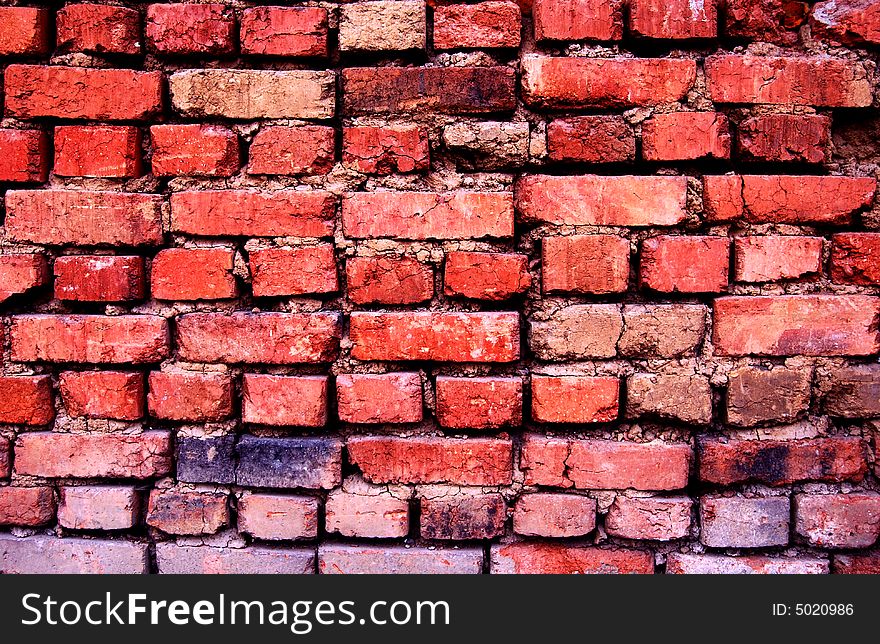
0 0 879 574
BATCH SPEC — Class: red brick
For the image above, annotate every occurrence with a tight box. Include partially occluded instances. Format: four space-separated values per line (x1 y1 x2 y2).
521 435 691 490
724 0 808 45
668 553 827 574
517 175 688 227
704 175 876 224
727 365 811 426
5 190 163 246
0 254 48 302
630 0 717 38
0 487 55 527
700 496 790 547
59 371 144 421
434 2 521 49
325 483 410 538
242 374 328 427
147 488 228 536
342 125 430 174
177 312 341 364
795 493 880 548
15 431 172 479
444 251 529 300
831 233 880 285
834 553 880 574
642 112 730 161
605 496 693 541
151 248 237 301
146 3 234 55
157 543 314 574
150 125 239 177
350 312 519 362
4 65 163 121
627 372 712 424
0 7 49 55
522 56 696 108
811 0 880 45
513 493 597 537
734 236 823 283
343 192 513 240
421 491 506 540
530 304 623 360
54 256 145 302
705 55 872 107
319 544 482 574
821 365 880 418
436 376 522 429
148 371 233 422
348 435 512 485
698 437 867 486
542 235 629 294
533 0 623 41
0 129 49 182
346 256 434 305
491 544 653 574
531 375 619 424
343 66 516 114
546 116 635 163
336 373 423 424
54 126 142 178
58 486 139 531
249 126 334 176
713 295 880 356
737 114 830 163
238 493 318 541
640 236 729 293
0 376 53 426
240 6 328 57
170 190 335 238
0 439 9 479
11 315 168 364
250 245 337 297
56 4 141 55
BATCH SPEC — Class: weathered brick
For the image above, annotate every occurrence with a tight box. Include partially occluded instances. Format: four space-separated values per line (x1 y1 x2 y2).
177 312 341 364
522 56 697 108
249 126 335 176
627 372 712 425
319 545 482 574
0 536 148 574
530 304 622 360
0 486 55 527
148 371 234 422
146 3 234 55
420 490 506 540
343 66 516 114
831 233 880 285
737 114 831 163
700 496 790 548
705 55 872 107
443 121 529 169
147 488 229 536
54 126 142 178
348 435 512 485
156 544 314 574
56 4 141 55
444 251 530 300
436 376 522 429
346 256 434 305
542 235 629 294
5 65 162 121
0 129 49 182
54 256 145 302
820 365 880 418
630 0 717 38
15 431 172 479
0 254 48 303
151 247 238 301
513 493 597 537
727 365 811 426
250 246 338 297
0 7 49 55
150 125 239 177
547 116 635 163
434 2 521 49
698 437 866 486
811 0 880 45
0 376 53 426
531 375 619 424
325 480 410 538
236 436 342 489
176 435 236 484
240 6 328 57
491 544 653 574
619 304 707 357
58 486 139 531
0 438 10 479
238 493 318 541
605 496 692 541
642 112 730 160
640 236 729 293
170 190 335 238
350 312 519 362
667 553 827 574
336 373 423 424
170 69 335 119
713 295 880 356
724 0 808 45
834 553 880 574
242 374 328 427
517 175 688 227
342 125 429 174
734 236 823 283
59 371 145 421
521 435 691 490
340 1 425 51
795 493 880 548
532 0 623 41
6 191 163 246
